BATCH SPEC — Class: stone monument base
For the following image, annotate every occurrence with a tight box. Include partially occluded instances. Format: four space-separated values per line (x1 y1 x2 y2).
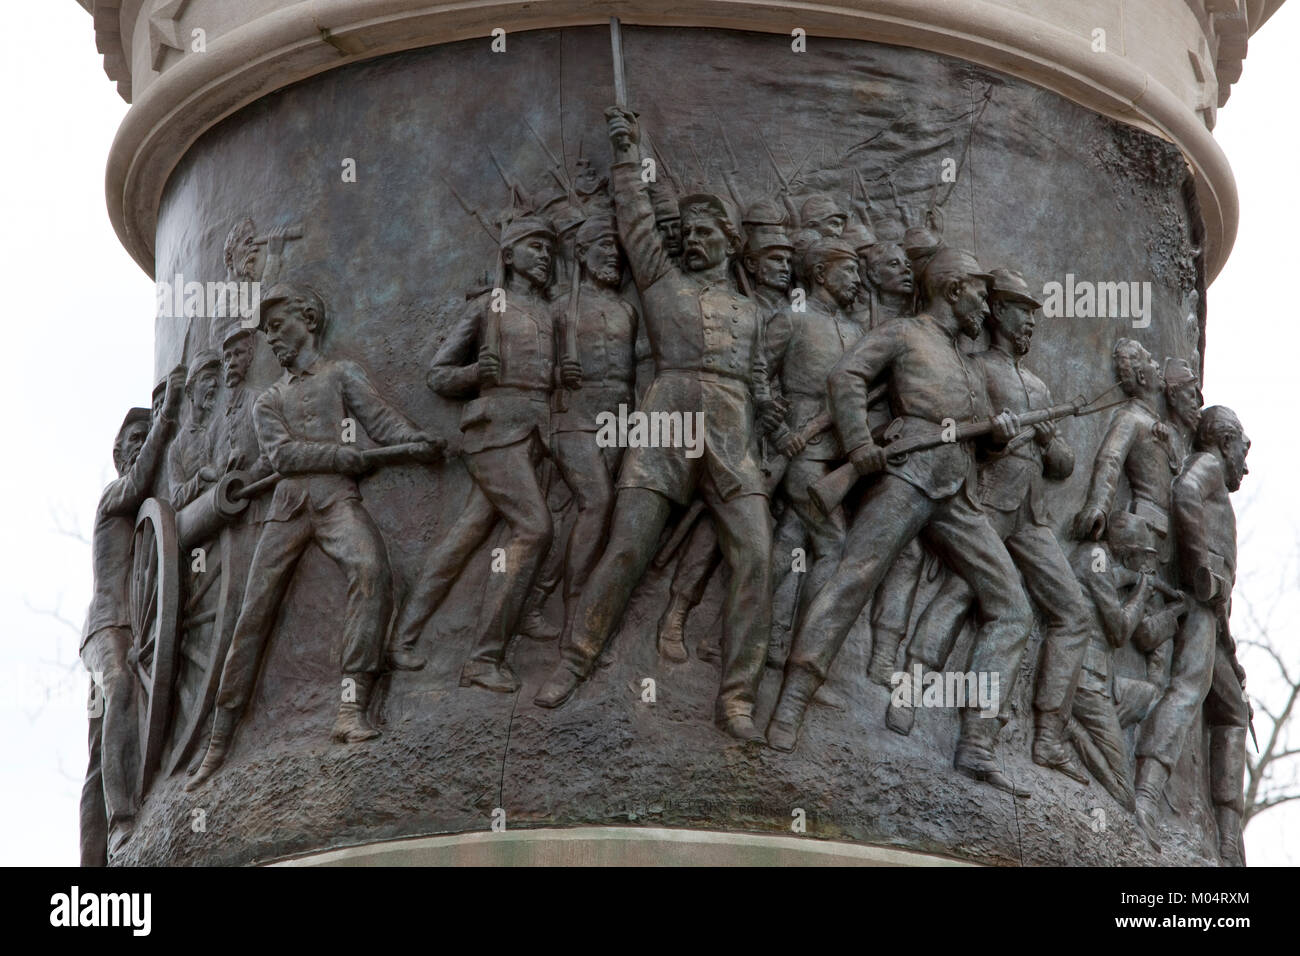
271 826 975 866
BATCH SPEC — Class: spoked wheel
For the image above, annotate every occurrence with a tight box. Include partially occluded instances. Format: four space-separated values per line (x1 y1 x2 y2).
130 497 180 797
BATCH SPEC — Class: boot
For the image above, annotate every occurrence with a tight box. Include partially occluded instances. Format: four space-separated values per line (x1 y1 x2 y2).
1133 757 1169 851
765 666 821 752
656 595 690 663
185 706 239 791
106 816 135 857
1032 709 1091 785
333 673 381 743
867 628 904 686
534 664 582 709
386 645 426 671
1215 805 1245 867
884 657 918 735
459 660 521 694
955 711 1031 798
517 589 560 642
719 712 766 743
766 624 790 670
1209 725 1248 866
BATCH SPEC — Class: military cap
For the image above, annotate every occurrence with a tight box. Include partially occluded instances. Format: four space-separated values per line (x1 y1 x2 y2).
649 181 680 223
921 247 993 287
185 350 221 390
574 216 618 249
799 194 845 226
498 216 557 249
801 237 860 276
117 407 152 439
742 199 788 228
257 282 327 335
220 323 255 351
1164 356 1202 398
839 222 878 253
678 192 742 235
987 268 1043 309
744 224 794 255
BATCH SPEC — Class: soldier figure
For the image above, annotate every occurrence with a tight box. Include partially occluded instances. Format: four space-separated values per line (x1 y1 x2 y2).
763 238 865 636
166 350 222 510
859 239 914 327
214 325 273 486
847 231 928 686
518 216 640 644
649 179 683 260
798 194 848 238
388 217 574 691
1068 513 1171 810
187 284 438 788
655 208 794 661
81 368 185 864
535 106 783 742
1074 339 1180 559
223 217 294 286
767 248 1036 798
887 269 1092 784
1135 406 1251 865
1163 356 1203 455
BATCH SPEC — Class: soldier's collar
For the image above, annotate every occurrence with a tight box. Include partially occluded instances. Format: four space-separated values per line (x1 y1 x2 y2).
284 361 321 383
1131 395 1159 418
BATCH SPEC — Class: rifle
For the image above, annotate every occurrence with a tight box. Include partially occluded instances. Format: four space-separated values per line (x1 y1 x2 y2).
226 440 449 504
522 116 577 205
809 387 1127 517
652 410 832 569
652 382 889 568
754 130 802 223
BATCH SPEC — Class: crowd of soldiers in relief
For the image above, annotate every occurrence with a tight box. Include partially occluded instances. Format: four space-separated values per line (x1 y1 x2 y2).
79 105 1253 868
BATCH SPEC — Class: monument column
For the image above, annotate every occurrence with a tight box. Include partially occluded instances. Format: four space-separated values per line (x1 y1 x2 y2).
73 0 1280 866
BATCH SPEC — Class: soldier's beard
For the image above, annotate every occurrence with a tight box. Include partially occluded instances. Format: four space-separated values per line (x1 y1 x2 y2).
224 369 245 388
271 344 296 366
958 307 986 338
1225 457 1246 491
592 263 620 286
1012 327 1033 355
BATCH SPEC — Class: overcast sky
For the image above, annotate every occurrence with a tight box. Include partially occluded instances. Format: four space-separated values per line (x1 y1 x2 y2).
2 4 1295 866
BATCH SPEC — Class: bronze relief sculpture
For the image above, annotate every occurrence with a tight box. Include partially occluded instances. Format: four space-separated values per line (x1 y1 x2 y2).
79 22 1249 868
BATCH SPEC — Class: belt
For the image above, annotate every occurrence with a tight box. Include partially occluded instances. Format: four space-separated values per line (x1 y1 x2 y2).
1131 495 1169 535
657 368 751 386
480 385 549 399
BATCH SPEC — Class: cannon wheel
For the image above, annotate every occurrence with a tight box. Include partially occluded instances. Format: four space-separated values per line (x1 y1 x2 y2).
130 497 181 797
163 529 241 777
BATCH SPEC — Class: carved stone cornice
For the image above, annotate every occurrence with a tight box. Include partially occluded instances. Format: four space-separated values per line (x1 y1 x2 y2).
69 0 1287 283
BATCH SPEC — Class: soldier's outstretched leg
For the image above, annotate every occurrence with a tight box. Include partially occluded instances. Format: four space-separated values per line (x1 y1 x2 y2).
1206 644 1251 867
921 495 1035 798
387 480 499 669
188 514 313 790
657 516 720 663
1134 604 1217 847
885 566 969 736
1008 525 1092 785
315 498 395 739
461 439 553 692
709 487 773 741
79 627 137 862
869 539 924 686
768 475 933 752
536 487 673 708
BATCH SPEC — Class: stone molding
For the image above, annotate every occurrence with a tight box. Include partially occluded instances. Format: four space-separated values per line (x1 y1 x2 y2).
71 2 1284 297
269 826 980 866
